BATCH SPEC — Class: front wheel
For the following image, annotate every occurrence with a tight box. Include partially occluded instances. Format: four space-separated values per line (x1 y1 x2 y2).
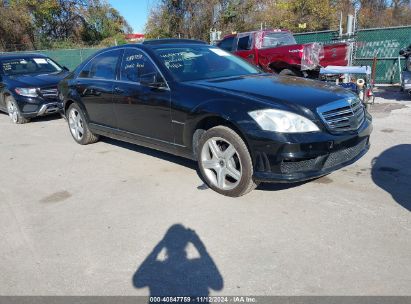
6 96 29 124
197 126 258 197
67 103 99 145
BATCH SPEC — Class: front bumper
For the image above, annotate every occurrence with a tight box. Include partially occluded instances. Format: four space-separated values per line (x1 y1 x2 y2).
402 71 411 91
14 95 63 118
248 116 373 183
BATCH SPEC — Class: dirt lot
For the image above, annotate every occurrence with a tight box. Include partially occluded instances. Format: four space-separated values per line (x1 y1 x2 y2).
0 87 410 296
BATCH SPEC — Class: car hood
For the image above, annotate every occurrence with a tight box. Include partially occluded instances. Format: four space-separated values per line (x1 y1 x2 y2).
8 71 69 88
191 74 355 110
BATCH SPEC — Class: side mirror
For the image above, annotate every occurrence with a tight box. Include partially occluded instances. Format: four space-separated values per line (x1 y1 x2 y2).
140 73 167 89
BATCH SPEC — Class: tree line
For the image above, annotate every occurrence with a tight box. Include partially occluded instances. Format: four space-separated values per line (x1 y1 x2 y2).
0 0 132 51
145 0 411 41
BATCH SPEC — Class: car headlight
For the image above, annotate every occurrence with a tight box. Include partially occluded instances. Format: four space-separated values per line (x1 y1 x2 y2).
249 109 320 133
15 87 38 97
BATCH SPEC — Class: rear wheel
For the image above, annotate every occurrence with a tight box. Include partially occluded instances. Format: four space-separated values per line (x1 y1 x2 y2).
67 103 99 145
197 126 258 197
6 96 29 124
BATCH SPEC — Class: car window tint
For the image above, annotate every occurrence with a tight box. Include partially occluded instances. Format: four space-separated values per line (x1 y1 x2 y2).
0 57 62 76
81 49 121 80
120 48 158 83
218 37 234 52
237 35 252 51
155 46 260 82
261 32 296 48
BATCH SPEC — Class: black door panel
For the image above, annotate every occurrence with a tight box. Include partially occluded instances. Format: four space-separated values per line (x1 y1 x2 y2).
75 49 122 128
114 48 172 143
113 83 172 142
75 80 115 127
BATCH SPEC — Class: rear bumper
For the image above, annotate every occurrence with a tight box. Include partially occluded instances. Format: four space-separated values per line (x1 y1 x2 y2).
247 116 373 183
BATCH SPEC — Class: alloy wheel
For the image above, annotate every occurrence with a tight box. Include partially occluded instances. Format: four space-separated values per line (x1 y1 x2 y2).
68 108 84 141
7 101 18 123
200 137 242 190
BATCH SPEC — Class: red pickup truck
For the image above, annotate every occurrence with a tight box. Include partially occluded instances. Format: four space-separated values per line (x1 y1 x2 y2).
217 30 349 78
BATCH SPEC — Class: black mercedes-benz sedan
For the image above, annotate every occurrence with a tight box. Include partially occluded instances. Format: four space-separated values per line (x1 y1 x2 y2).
58 39 372 197
0 53 69 124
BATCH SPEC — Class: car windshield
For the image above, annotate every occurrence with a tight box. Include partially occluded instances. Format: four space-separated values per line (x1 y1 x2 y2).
1 57 62 76
261 32 296 49
154 45 261 81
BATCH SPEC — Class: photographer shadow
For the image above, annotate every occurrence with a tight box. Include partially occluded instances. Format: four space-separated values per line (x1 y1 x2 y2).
371 144 411 211
132 224 223 298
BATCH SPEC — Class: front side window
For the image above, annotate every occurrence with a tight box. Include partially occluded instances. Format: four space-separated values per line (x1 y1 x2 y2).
120 48 158 83
80 49 121 80
155 46 260 82
218 37 234 52
1 57 62 76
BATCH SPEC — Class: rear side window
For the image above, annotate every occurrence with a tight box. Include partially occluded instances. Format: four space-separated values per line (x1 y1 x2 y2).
237 35 252 51
120 48 158 83
218 37 234 52
79 49 122 80
261 32 296 49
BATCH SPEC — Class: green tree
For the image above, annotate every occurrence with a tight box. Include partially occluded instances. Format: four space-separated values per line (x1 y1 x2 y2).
0 0 35 51
82 0 132 45
1 0 132 50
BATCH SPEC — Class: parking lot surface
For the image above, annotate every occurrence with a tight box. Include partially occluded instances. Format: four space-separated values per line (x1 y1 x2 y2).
0 87 410 296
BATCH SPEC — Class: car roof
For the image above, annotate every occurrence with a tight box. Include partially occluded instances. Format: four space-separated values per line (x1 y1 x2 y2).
97 39 209 53
0 53 47 60
221 29 291 40
142 38 207 46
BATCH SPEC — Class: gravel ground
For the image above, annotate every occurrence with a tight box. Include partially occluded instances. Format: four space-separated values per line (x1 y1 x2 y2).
0 86 410 296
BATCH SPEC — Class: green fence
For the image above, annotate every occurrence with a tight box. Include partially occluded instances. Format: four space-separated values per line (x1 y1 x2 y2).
0 48 101 71
294 25 411 83
40 48 101 70
2 26 411 83
294 30 336 44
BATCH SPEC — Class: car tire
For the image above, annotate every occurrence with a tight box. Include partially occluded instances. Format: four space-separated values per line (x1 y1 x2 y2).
197 126 258 197
67 103 99 145
279 69 298 76
5 96 30 124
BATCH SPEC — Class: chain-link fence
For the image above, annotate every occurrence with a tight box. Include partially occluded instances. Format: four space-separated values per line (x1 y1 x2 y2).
294 25 411 83
41 48 102 70
1 25 411 83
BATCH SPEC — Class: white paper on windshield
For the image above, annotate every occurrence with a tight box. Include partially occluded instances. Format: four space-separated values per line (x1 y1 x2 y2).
33 58 48 64
210 48 231 56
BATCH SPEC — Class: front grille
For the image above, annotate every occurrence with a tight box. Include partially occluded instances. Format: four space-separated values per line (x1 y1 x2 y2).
280 139 368 174
39 87 58 99
323 139 367 169
317 98 365 133
281 157 320 174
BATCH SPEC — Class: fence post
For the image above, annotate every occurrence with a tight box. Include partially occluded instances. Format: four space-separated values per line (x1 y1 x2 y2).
398 56 403 85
